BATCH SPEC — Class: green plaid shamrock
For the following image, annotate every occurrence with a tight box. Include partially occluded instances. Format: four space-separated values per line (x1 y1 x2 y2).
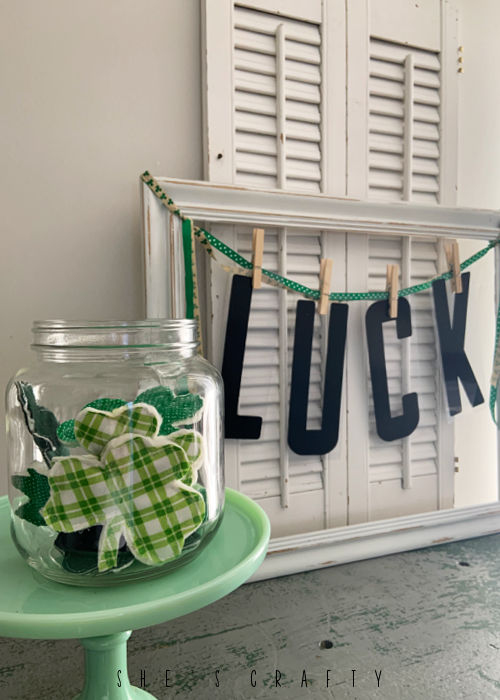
167 429 203 486
40 402 205 571
74 402 160 455
42 432 205 571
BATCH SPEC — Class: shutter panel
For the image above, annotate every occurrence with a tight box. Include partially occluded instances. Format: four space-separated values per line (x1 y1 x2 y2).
233 6 322 191
235 228 331 532
203 0 346 194
207 222 347 534
368 39 441 203
364 235 452 520
203 0 348 535
346 0 456 523
348 0 458 204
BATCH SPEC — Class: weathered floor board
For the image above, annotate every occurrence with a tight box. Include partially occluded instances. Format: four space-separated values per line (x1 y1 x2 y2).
1 535 500 699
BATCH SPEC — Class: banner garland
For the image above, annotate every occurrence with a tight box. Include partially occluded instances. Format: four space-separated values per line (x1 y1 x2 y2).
141 171 500 425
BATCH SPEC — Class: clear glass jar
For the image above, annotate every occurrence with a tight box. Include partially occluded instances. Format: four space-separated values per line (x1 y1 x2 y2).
5 320 224 586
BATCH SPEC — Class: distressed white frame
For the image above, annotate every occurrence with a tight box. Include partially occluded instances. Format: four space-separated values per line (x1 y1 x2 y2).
142 177 500 580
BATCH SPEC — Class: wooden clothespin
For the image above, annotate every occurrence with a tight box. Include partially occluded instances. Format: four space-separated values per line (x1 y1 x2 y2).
386 263 399 319
252 228 264 289
318 258 333 315
444 239 462 294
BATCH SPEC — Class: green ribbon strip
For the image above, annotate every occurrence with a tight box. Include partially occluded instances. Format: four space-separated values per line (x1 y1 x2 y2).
490 297 500 424
143 171 499 303
142 171 500 423
181 218 195 319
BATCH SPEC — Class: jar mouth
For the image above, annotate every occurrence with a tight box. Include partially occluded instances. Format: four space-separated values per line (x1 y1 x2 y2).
32 319 198 350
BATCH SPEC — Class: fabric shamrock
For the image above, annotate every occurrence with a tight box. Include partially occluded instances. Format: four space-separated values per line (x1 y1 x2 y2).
134 386 203 435
11 382 68 526
57 387 203 444
57 398 127 446
40 401 205 571
74 402 159 455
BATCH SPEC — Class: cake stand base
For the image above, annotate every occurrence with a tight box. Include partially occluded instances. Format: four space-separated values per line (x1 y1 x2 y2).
74 631 156 700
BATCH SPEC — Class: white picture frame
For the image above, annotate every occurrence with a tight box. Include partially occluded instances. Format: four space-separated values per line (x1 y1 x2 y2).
142 176 500 581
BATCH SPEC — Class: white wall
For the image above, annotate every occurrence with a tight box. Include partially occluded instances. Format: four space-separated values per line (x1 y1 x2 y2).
454 0 500 506
0 0 202 493
1 0 499 505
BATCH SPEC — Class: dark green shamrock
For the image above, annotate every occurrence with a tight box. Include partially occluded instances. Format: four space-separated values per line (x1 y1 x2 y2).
15 381 68 466
134 386 203 435
12 382 69 526
11 467 50 526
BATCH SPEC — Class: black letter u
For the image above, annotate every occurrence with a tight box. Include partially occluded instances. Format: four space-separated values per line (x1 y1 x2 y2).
288 300 348 455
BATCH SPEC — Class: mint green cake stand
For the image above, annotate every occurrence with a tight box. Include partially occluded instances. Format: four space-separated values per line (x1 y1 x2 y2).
0 488 270 700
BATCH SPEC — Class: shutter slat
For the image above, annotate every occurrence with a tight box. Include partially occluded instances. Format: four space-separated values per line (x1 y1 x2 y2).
235 152 277 177
369 151 403 173
235 111 277 136
236 131 277 156
285 59 321 84
370 114 403 137
285 79 321 103
370 39 440 70
235 72 276 98
235 45 275 71
234 7 321 45
286 100 321 124
370 132 403 155
285 119 321 142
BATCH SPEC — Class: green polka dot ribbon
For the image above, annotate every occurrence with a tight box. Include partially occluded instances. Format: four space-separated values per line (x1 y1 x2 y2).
142 171 500 423
142 171 499 303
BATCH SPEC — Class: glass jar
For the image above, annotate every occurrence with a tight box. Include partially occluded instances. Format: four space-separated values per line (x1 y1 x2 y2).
5 320 224 586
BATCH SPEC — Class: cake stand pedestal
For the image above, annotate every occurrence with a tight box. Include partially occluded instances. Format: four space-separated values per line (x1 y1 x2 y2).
0 488 270 700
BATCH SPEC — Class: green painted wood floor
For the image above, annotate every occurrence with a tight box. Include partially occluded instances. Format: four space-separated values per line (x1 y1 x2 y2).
1 535 500 699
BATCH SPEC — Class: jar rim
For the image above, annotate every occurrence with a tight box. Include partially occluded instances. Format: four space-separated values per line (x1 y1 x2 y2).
32 319 196 330
31 319 198 351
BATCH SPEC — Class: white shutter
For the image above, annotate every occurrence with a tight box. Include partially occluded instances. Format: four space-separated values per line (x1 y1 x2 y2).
368 39 442 203
238 229 323 494
202 0 346 194
203 0 459 535
212 226 346 535
345 0 456 523
365 235 453 520
206 218 348 535
348 0 458 204
234 6 322 191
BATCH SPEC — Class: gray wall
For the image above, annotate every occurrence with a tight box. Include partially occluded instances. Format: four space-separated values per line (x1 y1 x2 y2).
0 0 202 493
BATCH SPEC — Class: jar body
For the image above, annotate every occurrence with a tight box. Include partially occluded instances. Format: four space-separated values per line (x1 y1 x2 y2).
6 321 224 586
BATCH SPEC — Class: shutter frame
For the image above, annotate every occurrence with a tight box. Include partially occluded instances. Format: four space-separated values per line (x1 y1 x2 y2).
201 0 461 533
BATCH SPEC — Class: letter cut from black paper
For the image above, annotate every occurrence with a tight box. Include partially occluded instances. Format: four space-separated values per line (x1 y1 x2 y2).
288 300 348 455
221 274 262 439
432 272 484 416
365 297 419 441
